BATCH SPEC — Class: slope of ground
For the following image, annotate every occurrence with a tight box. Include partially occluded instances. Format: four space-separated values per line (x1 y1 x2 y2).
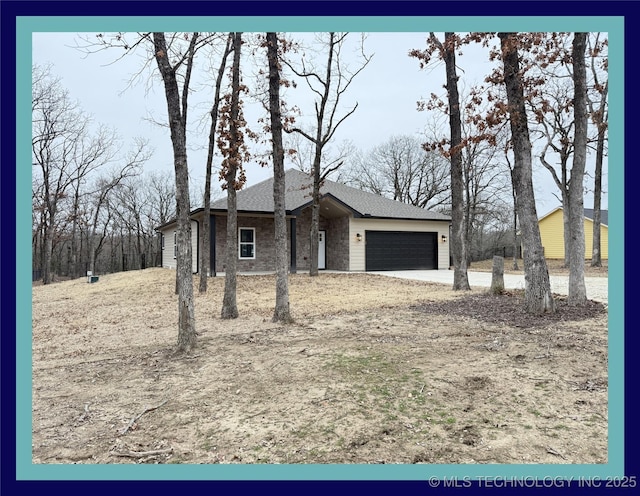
31 269 608 465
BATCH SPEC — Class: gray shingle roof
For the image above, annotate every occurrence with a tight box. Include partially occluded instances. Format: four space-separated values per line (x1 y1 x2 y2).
584 208 608 227
210 169 450 221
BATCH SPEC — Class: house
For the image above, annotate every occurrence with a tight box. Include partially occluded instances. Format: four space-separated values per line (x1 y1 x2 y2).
537 206 608 259
156 169 451 274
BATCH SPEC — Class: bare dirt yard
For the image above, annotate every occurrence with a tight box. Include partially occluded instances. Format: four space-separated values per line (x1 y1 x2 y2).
32 267 608 465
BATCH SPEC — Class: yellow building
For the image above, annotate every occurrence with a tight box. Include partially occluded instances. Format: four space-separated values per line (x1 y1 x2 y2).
537 207 608 260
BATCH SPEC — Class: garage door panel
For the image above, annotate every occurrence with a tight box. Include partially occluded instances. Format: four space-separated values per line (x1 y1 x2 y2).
365 231 437 271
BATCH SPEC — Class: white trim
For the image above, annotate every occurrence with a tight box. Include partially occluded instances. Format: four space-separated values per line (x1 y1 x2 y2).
238 227 256 260
173 231 177 259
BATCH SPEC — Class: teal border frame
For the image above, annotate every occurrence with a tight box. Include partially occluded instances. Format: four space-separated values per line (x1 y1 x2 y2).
18 16 624 481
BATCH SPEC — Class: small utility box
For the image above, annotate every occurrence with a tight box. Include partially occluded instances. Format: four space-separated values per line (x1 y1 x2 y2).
87 271 99 283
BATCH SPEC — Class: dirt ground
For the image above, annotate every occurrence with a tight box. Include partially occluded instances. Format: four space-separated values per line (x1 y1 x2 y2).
31 267 608 465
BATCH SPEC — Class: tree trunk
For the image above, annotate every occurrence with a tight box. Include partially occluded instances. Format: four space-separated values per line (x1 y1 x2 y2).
200 34 232 292
309 160 321 277
42 227 53 284
567 33 588 305
591 91 607 268
490 255 505 295
221 32 243 320
562 190 570 267
153 32 197 353
499 32 555 314
89 235 96 275
308 33 334 277
267 32 293 323
591 129 604 267
71 190 80 278
222 182 239 319
442 32 470 290
511 179 520 270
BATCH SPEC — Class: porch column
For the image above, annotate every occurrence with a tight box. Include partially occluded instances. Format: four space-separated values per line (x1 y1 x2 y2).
290 217 297 274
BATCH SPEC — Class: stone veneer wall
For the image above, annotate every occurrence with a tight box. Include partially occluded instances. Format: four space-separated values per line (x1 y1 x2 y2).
326 215 350 270
295 208 350 271
294 208 313 272
214 215 283 273
213 210 351 273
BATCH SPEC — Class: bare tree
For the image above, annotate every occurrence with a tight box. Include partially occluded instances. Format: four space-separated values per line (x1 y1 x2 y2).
65 124 121 278
32 65 115 283
503 145 520 270
147 170 177 226
199 34 233 292
343 135 450 210
440 32 470 290
219 32 247 320
529 32 589 303
460 121 512 265
537 77 575 267
267 32 292 323
283 32 371 276
567 32 588 305
86 141 147 274
413 32 470 290
498 32 555 314
587 33 608 268
152 32 199 352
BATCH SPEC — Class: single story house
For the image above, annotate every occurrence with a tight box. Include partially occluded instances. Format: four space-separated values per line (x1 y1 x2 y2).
156 168 451 274
537 206 608 259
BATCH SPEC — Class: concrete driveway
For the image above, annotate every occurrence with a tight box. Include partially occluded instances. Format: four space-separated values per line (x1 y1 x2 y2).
371 269 609 304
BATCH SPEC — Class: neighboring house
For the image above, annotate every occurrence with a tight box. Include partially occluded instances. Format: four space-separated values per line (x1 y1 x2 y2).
156 169 451 274
537 206 609 259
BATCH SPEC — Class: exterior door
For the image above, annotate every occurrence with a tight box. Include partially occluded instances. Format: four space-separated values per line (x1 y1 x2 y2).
318 230 326 270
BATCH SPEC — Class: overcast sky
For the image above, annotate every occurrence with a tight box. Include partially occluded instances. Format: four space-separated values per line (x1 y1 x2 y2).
32 31 608 214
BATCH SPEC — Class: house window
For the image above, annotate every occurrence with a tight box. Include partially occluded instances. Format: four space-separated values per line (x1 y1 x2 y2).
239 227 255 259
161 234 165 250
173 231 177 259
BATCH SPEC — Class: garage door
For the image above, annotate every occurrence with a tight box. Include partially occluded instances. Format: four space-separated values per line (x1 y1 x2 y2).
365 231 437 271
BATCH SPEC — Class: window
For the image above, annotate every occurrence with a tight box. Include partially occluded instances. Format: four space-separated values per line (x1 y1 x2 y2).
239 227 255 259
173 231 177 259
161 234 165 250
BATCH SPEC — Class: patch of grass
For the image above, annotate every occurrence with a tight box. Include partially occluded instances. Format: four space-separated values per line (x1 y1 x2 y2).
371 384 392 397
410 390 427 404
291 425 312 438
326 352 396 379
201 434 217 451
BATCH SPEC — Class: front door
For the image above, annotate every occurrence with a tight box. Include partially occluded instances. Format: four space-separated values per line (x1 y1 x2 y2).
318 230 326 270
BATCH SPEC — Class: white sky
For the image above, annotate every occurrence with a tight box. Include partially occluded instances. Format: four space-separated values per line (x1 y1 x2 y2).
32 31 608 214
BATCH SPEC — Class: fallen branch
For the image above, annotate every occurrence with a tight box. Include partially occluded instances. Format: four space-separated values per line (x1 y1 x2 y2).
111 448 173 458
120 399 168 435
546 446 567 460
182 354 202 360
